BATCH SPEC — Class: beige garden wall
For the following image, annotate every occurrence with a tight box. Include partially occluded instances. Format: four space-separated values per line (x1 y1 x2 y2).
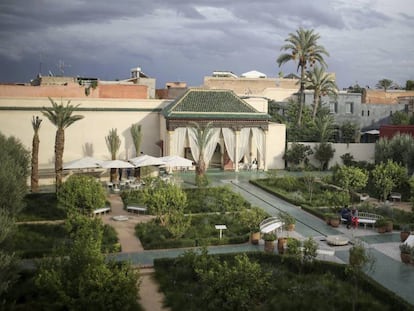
266 123 286 169
287 142 376 169
0 97 170 169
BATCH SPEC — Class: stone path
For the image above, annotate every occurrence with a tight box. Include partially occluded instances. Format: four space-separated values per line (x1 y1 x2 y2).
103 194 169 311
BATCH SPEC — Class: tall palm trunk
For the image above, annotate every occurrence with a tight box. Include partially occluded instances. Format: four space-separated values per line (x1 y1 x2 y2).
55 128 65 189
31 132 40 192
312 89 321 119
31 116 42 192
298 64 305 126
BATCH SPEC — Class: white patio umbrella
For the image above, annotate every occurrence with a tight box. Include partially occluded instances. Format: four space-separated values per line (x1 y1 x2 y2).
63 156 104 170
100 160 135 169
159 155 193 168
129 154 165 167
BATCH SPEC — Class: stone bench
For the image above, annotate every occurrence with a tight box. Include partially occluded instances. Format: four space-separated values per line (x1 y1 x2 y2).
93 207 111 216
126 205 148 214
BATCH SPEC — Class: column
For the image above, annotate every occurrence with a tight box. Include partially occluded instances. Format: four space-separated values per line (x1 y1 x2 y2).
235 130 240 172
167 130 174 156
263 130 268 171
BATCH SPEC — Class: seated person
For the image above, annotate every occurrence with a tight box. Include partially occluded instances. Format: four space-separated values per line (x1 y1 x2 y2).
351 208 359 228
341 206 352 229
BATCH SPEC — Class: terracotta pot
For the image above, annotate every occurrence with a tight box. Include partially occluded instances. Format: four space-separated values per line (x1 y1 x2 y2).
400 232 410 243
377 226 387 234
264 240 275 253
251 232 261 245
287 224 296 231
330 218 340 227
385 222 393 232
400 252 411 264
277 237 287 254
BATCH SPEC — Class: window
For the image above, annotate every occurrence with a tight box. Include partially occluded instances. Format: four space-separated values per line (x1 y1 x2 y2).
329 101 338 114
345 102 354 114
362 110 364 116
367 110 370 116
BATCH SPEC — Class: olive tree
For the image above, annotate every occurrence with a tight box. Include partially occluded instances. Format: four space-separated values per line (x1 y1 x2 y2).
372 160 407 201
142 179 187 227
58 174 106 215
334 166 368 202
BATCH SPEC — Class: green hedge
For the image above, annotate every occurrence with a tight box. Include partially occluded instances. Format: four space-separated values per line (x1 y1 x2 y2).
154 252 413 310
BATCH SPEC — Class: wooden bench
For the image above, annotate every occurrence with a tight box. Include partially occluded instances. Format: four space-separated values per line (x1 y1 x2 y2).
93 207 111 216
126 205 147 214
341 212 383 229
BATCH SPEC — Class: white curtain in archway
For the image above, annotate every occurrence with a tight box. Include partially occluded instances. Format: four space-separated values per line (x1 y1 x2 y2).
222 128 235 162
236 128 251 162
203 128 221 166
251 127 265 162
188 128 199 161
172 127 187 156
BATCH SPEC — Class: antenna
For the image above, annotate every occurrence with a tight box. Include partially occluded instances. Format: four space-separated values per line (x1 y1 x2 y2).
56 60 71 76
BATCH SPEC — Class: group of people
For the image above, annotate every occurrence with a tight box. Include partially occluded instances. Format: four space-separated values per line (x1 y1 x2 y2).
341 206 359 229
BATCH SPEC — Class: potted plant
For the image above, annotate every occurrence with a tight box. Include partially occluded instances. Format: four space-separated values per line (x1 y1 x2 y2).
400 224 411 242
328 213 341 227
279 212 296 231
385 218 393 232
277 236 288 255
263 232 277 253
399 243 412 264
240 207 267 245
376 218 387 234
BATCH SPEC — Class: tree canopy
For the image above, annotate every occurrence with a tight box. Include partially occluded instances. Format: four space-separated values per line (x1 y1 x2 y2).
58 174 107 214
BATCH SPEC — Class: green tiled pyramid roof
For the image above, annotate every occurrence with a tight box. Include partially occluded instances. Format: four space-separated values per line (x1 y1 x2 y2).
162 89 269 120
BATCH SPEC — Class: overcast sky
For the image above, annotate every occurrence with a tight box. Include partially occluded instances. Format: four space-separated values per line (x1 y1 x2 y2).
1 0 413 89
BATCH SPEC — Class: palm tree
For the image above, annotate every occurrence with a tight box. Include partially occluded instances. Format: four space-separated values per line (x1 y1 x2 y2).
277 27 329 126
41 98 84 190
130 123 142 156
188 122 215 187
30 116 42 192
105 128 121 182
304 66 338 119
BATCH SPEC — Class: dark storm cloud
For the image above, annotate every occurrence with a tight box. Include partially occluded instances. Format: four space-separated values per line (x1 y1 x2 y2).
0 0 413 88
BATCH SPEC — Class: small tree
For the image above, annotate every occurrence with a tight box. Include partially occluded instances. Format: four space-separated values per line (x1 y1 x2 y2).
340 121 360 144
105 128 121 182
334 166 368 202
284 143 313 170
314 142 335 170
195 253 271 311
372 160 407 201
302 237 318 263
142 179 187 227
376 78 394 91
58 175 106 215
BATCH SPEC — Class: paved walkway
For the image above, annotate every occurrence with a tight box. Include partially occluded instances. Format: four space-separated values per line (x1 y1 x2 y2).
107 172 414 307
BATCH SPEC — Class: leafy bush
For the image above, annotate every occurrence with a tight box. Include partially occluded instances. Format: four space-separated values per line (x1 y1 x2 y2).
135 213 250 250
154 252 411 311
185 186 250 213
